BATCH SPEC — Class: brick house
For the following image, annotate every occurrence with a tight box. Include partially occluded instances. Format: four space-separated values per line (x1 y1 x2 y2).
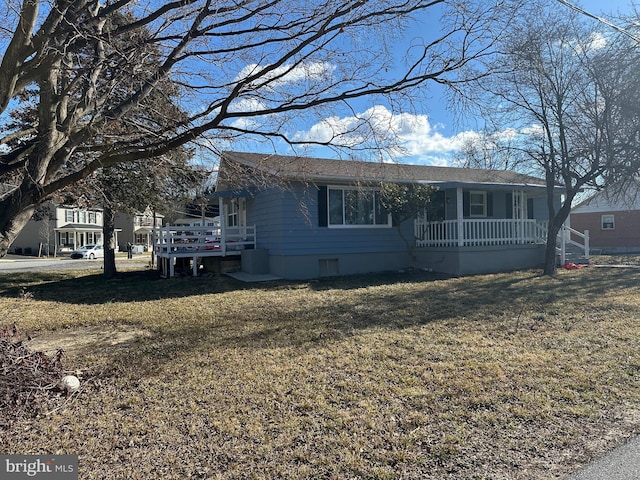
570 185 640 254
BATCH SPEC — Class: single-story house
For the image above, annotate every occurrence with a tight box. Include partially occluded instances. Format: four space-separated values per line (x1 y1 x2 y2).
178 151 559 279
570 184 640 254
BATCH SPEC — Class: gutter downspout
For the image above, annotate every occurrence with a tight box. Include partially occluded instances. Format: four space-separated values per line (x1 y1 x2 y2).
456 187 464 247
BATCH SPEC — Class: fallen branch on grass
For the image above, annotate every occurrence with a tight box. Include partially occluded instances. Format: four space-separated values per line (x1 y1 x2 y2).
1 325 68 428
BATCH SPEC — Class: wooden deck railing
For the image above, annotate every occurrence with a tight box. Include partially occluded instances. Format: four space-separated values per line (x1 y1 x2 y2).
153 224 256 277
415 219 548 247
153 224 256 256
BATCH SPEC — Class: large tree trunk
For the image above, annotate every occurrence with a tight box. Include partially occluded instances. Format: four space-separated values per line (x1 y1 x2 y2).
543 201 573 276
0 61 69 257
543 220 562 275
102 204 118 278
0 183 43 257
0 205 36 257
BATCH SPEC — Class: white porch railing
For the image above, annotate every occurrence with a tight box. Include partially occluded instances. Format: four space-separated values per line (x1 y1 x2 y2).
415 219 548 247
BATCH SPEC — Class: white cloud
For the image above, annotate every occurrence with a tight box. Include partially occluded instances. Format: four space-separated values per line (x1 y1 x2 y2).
236 61 336 88
520 123 544 136
293 105 475 164
586 32 607 51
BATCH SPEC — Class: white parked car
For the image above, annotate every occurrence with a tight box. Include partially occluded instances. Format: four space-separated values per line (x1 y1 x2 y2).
70 244 104 260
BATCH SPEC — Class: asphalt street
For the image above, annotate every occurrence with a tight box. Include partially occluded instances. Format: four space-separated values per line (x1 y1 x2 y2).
0 254 152 273
565 436 640 480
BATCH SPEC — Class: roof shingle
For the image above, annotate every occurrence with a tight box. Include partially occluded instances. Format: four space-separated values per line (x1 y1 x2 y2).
219 151 549 190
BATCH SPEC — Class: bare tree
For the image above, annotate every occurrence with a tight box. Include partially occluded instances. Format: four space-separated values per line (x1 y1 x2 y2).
468 1 640 274
455 128 532 171
0 0 509 257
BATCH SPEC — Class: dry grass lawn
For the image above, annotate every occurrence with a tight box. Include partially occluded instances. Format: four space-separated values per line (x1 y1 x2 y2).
1 265 640 479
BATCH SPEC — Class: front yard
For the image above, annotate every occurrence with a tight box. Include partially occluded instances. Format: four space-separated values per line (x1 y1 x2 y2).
1 266 640 479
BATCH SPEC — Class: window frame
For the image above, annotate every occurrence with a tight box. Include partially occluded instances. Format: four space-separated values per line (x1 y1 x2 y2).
469 190 487 218
601 214 615 230
327 186 392 229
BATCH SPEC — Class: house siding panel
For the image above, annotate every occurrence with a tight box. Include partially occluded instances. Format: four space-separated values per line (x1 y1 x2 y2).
250 184 410 257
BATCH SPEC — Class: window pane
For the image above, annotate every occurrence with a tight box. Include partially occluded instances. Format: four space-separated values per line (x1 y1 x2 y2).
470 193 484 204
374 191 390 225
345 190 374 225
329 189 344 225
470 205 485 216
602 215 614 230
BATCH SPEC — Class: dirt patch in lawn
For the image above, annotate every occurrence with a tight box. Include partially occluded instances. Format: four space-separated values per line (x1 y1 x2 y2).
27 325 152 356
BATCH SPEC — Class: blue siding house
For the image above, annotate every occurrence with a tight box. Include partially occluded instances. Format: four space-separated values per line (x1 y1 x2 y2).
210 151 559 279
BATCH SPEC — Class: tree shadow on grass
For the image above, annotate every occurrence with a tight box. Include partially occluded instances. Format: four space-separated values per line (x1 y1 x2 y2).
1 265 638 309
0 269 257 304
70 267 640 381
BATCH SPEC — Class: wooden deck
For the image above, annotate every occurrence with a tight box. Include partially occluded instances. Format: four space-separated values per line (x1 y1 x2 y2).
153 224 256 277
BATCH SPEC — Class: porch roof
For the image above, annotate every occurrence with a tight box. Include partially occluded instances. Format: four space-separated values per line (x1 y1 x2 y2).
210 188 255 199
218 151 557 192
56 223 104 231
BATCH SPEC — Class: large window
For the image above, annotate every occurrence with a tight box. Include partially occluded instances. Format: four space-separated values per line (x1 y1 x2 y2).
328 187 391 227
601 214 615 230
65 210 74 222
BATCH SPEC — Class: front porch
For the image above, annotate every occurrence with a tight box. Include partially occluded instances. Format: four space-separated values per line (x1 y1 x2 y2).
413 212 550 276
415 218 549 248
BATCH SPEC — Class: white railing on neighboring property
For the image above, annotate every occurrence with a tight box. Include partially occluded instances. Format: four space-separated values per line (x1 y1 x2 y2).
153 224 256 256
415 219 548 247
558 225 589 265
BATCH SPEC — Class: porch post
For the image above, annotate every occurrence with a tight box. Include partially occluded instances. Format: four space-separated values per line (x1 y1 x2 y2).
219 197 226 255
584 229 590 260
518 190 526 244
560 224 567 266
456 187 464 247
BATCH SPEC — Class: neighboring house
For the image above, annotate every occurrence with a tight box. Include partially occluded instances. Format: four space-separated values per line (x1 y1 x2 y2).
10 203 105 256
173 216 220 229
165 151 557 279
570 185 640 254
115 208 164 252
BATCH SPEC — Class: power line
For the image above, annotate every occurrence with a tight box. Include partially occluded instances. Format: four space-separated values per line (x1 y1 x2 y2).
556 0 640 43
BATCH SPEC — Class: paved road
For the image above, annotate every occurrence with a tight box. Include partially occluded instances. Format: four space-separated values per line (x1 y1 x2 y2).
565 436 640 479
0 254 151 273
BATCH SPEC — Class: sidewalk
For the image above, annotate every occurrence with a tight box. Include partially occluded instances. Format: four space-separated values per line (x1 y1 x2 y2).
565 436 640 479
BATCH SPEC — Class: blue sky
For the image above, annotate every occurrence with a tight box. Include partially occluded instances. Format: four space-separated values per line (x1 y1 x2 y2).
256 0 638 167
